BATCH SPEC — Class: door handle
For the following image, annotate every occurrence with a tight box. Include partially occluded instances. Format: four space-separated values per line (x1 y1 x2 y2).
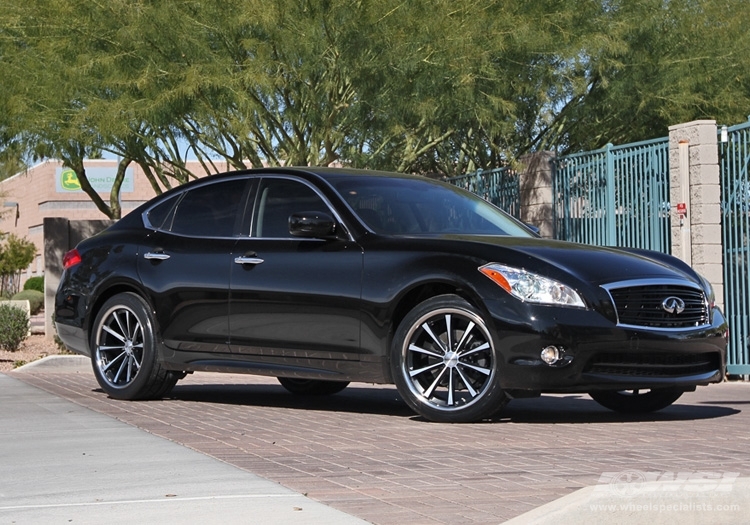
234 254 264 265
144 252 171 261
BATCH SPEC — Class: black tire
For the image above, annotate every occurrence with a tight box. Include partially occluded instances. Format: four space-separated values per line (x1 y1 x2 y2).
90 293 179 400
589 388 684 413
391 294 508 423
277 377 350 395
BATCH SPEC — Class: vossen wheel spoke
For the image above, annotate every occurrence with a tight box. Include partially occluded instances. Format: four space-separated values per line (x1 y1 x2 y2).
113 356 128 384
112 311 128 341
423 366 449 399
408 343 443 359
454 321 476 353
445 314 453 354
455 367 479 398
459 342 490 358
447 368 455 406
457 361 491 376
102 324 127 344
421 323 447 354
101 351 126 372
410 361 444 378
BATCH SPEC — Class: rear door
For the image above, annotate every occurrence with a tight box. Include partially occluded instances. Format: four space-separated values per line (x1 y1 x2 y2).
138 177 251 353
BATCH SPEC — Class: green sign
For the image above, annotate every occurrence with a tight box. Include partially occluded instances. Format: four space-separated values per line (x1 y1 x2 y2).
60 169 82 191
55 166 135 193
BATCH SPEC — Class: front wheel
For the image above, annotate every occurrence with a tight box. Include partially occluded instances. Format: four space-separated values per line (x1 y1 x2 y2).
90 293 179 400
589 388 684 413
277 377 349 395
391 295 508 423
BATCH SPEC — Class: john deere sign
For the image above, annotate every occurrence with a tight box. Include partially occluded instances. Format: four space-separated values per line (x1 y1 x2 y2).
56 167 135 193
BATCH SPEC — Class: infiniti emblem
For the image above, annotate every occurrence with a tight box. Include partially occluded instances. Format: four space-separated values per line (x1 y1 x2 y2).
661 296 686 314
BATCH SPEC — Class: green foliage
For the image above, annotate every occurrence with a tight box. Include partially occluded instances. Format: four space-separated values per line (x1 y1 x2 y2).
2 0 749 180
0 303 29 351
11 289 43 315
0 234 36 296
23 276 44 293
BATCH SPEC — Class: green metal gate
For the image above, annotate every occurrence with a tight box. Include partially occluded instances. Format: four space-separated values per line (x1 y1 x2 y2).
553 138 671 252
720 120 750 375
446 167 521 218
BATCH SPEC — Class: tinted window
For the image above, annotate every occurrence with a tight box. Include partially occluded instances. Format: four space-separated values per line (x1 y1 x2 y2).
333 176 532 237
253 178 330 238
171 179 247 237
146 194 179 230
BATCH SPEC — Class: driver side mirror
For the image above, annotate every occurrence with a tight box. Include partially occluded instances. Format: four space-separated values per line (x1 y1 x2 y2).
289 211 337 239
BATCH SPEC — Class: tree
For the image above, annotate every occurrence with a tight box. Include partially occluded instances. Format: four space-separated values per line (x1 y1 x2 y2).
0 234 35 296
541 0 750 152
2 0 749 197
0 0 215 218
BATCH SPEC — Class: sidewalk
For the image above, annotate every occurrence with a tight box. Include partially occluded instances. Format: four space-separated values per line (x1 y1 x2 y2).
5 356 750 524
0 371 368 525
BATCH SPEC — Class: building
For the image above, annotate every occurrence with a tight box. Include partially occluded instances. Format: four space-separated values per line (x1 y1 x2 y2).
0 159 228 287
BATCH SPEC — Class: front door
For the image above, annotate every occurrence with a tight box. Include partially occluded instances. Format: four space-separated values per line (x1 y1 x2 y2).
228 176 363 375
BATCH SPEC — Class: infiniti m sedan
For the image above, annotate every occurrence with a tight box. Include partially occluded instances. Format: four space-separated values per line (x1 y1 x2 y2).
55 167 727 422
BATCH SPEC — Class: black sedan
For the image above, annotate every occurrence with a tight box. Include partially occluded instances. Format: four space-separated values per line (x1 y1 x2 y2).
55 167 727 422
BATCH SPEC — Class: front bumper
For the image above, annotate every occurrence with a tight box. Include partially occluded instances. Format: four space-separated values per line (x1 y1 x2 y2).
486 300 727 393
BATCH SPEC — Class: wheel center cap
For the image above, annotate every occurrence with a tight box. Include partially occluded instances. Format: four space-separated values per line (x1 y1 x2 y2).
124 340 133 356
444 351 459 368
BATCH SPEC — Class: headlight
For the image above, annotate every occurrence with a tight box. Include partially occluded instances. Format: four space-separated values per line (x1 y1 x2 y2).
479 263 586 308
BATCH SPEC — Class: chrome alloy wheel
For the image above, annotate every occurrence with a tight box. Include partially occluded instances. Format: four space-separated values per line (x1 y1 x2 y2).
401 306 496 412
94 305 145 389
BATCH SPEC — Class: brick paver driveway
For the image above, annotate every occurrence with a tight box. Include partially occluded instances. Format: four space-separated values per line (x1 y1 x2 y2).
13 370 750 524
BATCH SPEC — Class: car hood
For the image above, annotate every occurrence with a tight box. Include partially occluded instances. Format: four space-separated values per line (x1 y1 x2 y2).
450 235 699 286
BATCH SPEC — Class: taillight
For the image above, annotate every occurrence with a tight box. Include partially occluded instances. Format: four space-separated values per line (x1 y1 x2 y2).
63 249 82 269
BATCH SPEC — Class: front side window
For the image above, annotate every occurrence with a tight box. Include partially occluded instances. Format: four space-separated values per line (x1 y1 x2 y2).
170 179 248 237
252 178 330 238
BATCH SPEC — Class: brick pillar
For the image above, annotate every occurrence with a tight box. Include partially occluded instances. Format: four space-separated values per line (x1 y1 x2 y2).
519 151 555 239
667 120 723 310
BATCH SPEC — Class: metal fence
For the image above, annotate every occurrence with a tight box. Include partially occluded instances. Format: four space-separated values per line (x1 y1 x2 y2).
552 139 671 252
720 120 750 375
446 167 521 219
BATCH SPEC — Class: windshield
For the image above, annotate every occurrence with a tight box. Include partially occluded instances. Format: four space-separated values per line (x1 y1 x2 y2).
332 175 533 237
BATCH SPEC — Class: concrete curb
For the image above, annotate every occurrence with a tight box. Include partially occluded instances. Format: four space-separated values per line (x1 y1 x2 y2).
14 354 90 372
504 476 750 524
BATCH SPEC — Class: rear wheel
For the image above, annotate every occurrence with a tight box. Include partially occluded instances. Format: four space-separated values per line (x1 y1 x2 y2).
589 388 684 413
391 295 508 423
277 377 349 395
90 293 179 400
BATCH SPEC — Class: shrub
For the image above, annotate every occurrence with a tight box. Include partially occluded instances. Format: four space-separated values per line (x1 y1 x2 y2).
0 304 29 351
23 276 44 293
11 290 44 315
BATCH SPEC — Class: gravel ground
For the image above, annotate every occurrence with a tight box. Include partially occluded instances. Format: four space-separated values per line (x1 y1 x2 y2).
0 335 67 372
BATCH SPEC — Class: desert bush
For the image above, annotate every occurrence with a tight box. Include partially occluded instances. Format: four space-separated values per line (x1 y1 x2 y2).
11 290 44 315
23 276 44 293
0 304 29 351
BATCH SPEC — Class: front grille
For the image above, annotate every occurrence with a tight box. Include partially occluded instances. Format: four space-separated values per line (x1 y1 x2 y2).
606 284 709 329
585 352 720 377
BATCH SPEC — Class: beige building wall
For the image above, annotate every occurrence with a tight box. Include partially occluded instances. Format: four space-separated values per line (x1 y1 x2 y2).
0 159 228 285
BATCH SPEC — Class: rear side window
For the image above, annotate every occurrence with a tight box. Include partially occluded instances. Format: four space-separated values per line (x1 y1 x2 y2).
145 195 179 230
170 179 248 237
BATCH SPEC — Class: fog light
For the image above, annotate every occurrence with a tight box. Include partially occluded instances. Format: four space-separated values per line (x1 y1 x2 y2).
540 346 561 365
